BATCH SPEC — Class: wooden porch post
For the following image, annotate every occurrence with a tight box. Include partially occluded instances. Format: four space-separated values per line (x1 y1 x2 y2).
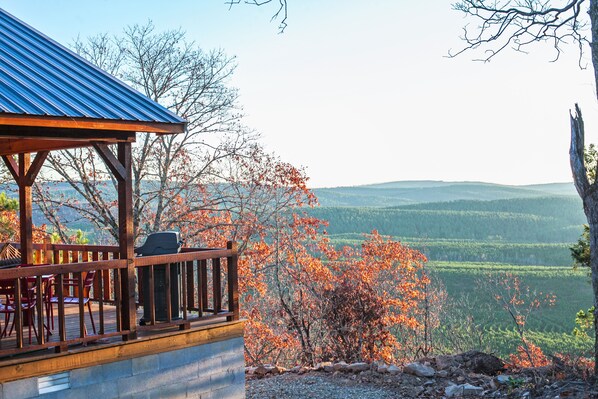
117 142 137 340
18 153 33 265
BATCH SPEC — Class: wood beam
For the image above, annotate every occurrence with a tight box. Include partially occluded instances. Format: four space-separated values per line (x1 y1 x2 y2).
2 155 18 182
0 126 137 142
0 114 185 134
0 139 101 156
93 144 126 181
117 142 136 340
24 151 48 186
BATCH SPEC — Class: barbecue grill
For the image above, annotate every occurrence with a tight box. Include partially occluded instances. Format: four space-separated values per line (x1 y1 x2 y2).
135 231 183 324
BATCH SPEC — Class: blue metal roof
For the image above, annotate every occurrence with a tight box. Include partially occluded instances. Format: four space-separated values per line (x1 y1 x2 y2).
0 8 186 129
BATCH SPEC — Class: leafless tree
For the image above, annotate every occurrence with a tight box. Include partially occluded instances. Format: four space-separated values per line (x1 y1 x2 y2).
452 0 598 373
36 22 257 243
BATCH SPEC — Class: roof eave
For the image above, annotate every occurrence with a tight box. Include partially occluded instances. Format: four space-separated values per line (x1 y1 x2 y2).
0 113 187 135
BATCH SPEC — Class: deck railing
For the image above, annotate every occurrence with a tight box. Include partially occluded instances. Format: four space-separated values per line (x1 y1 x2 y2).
0 242 239 357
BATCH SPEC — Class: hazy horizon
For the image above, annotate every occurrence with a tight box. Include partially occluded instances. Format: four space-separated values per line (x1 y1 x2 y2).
311 179 575 190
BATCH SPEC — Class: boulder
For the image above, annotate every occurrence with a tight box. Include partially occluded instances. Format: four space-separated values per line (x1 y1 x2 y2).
435 355 458 370
377 364 389 374
445 383 484 397
333 361 349 372
348 362 370 372
404 362 435 377
254 364 277 376
315 361 332 371
436 370 448 378
463 351 505 375
388 365 401 375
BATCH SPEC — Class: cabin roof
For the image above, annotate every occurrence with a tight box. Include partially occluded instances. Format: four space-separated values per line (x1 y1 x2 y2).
0 8 186 136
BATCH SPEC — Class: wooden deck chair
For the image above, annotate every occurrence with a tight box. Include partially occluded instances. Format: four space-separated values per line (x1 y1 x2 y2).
0 277 38 344
50 271 97 335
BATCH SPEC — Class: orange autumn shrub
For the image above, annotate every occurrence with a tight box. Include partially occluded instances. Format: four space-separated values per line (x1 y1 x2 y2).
508 340 550 369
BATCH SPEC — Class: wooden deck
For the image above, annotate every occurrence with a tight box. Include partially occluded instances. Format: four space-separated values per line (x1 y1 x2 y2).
0 302 229 363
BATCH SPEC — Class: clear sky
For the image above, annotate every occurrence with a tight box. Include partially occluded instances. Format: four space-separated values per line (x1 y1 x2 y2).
2 0 597 188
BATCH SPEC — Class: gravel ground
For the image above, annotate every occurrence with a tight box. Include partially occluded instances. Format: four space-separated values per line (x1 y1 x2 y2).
246 373 407 399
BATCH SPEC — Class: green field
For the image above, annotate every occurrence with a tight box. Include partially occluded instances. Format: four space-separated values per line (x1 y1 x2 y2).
429 261 593 357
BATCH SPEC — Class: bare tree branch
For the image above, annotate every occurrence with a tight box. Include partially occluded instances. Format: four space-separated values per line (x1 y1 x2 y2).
226 0 288 33
450 0 588 65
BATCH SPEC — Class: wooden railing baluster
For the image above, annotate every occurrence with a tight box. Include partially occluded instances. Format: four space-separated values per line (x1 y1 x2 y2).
15 279 22 349
56 273 66 342
181 262 187 320
35 275 43 345
102 252 111 301
213 258 221 315
227 242 239 321
165 263 172 322
149 265 155 325
197 260 203 317
186 261 194 312
200 260 208 315
76 272 85 338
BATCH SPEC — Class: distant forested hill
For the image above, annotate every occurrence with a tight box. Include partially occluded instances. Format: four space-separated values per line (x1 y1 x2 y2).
308 199 583 243
309 181 583 265
313 181 576 207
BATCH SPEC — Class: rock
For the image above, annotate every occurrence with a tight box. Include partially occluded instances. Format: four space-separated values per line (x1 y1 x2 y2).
404 362 435 377
254 364 277 376
348 362 370 372
333 361 348 372
464 351 505 375
298 366 310 375
315 361 332 371
289 365 301 373
445 383 484 397
360 370 373 378
323 364 335 373
377 364 389 373
245 366 257 375
388 365 401 375
423 380 435 386
436 370 448 378
436 355 457 370
495 375 511 385
489 379 498 390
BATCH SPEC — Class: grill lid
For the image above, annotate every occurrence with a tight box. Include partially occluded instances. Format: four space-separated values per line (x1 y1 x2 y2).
135 231 182 256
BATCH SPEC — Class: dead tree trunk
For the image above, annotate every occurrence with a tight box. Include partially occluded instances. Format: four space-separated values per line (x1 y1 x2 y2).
570 104 598 373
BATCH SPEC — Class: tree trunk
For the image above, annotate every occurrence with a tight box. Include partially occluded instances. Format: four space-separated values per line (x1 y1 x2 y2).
587 216 598 374
591 0 598 102
570 105 598 373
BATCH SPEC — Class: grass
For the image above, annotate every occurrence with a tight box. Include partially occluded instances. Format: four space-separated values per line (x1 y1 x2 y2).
428 261 593 357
